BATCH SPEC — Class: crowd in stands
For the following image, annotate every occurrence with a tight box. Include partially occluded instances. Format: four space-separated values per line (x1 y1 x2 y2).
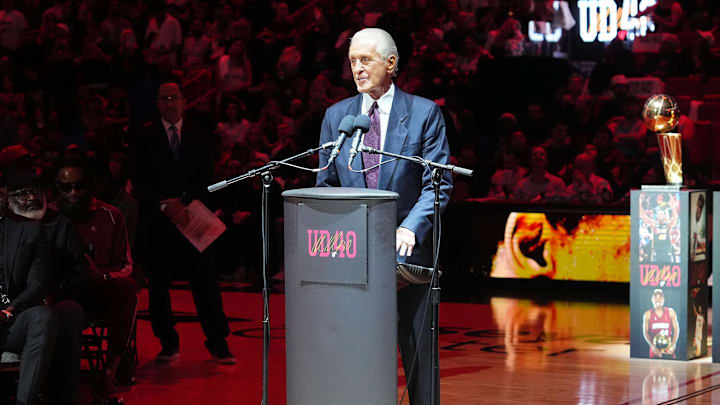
0 0 719 401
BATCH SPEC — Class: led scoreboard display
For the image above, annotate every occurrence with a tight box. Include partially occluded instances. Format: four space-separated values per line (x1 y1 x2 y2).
530 0 658 44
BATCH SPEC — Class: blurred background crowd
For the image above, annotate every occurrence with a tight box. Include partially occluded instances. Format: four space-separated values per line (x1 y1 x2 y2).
0 0 717 279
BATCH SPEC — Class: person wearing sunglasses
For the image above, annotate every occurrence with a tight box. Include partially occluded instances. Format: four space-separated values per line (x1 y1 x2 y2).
51 157 138 399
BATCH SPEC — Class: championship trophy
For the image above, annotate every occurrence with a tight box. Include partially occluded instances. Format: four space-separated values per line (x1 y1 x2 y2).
630 95 709 362
642 94 683 186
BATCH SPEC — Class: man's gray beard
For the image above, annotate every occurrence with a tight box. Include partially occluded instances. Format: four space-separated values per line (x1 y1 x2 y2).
9 200 46 220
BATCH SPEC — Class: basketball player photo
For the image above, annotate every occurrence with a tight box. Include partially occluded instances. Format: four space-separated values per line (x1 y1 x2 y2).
690 193 706 262
638 193 681 264
642 289 679 359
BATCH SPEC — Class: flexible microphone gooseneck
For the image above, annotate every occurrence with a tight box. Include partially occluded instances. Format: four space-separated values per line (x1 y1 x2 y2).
326 115 356 166
346 114 372 168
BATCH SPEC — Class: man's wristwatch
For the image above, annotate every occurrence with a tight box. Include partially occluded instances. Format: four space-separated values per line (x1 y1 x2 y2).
102 273 110 282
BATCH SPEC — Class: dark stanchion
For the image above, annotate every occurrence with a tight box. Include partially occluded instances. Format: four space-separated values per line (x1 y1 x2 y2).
260 171 272 405
357 145 472 405
207 143 335 405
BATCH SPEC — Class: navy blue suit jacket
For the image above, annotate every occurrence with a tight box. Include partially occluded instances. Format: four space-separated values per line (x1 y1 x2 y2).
316 87 453 266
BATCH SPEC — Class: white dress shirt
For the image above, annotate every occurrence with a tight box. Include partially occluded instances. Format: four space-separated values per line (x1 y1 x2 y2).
360 83 395 153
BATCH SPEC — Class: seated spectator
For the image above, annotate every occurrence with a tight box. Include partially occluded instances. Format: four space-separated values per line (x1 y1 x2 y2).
0 0 27 52
456 36 491 77
115 28 141 74
52 157 138 397
540 121 574 175
240 123 271 163
512 146 566 202
144 1 182 68
487 148 527 199
588 38 636 94
607 96 646 158
640 35 682 79
598 74 631 122
588 126 618 178
569 95 598 151
1 173 85 405
485 14 524 58
270 122 298 160
0 75 25 119
6 170 87 405
395 57 426 96
507 130 530 167
74 41 112 86
638 0 684 33
521 102 551 146
565 153 614 203
217 39 253 96
99 0 132 48
105 86 130 124
258 98 294 145
558 73 586 116
94 156 138 252
216 98 250 159
275 30 303 81
0 144 32 173
182 19 212 70
293 75 335 148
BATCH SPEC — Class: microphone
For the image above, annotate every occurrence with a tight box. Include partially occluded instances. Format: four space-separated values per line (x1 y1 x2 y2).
327 115 355 166
347 115 372 168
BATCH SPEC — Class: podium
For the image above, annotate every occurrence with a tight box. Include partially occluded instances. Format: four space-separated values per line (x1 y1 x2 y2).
630 187 709 361
283 187 399 405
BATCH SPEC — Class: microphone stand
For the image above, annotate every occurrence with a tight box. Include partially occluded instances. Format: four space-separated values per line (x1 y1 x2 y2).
208 142 335 405
358 145 472 405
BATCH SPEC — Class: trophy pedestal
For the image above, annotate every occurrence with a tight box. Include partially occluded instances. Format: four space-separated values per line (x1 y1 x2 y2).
641 185 683 192
630 189 709 361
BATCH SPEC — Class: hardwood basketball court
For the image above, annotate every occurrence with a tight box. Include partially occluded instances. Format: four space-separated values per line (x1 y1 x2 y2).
101 282 720 404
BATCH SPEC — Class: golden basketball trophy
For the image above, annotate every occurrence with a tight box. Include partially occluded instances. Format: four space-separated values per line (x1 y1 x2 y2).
630 96 709 361
642 94 683 185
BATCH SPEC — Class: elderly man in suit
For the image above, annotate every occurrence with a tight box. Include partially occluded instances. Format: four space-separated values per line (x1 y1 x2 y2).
316 28 452 405
0 181 63 405
131 82 234 364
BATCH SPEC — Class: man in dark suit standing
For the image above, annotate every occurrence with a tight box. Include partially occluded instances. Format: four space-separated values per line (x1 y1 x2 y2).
0 183 62 405
316 28 452 405
131 82 235 364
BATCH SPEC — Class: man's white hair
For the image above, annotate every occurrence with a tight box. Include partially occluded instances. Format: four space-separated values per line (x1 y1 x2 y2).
350 28 400 76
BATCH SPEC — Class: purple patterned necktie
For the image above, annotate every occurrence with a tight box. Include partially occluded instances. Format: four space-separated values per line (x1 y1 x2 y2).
363 101 380 188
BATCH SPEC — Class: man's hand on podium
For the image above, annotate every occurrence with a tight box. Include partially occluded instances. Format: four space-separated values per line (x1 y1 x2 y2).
396 227 416 257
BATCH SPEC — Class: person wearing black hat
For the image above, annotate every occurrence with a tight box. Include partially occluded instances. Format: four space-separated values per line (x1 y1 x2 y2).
6 170 87 405
0 172 64 405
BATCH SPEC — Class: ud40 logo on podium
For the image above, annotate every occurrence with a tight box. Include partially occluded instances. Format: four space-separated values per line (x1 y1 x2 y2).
307 229 358 258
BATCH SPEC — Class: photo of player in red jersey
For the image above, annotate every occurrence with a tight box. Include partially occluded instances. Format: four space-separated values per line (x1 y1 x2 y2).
643 289 680 358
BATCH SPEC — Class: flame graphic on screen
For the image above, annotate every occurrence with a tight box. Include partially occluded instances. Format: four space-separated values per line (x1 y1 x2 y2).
491 213 631 282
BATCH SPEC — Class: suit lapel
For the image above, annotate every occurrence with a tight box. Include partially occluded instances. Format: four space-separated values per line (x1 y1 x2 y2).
378 89 409 190
5 219 20 290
